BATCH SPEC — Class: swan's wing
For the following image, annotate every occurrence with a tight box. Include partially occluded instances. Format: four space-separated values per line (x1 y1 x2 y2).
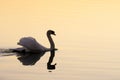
18 37 48 52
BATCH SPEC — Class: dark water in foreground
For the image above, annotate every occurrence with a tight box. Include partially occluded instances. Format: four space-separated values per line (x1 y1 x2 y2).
0 47 120 80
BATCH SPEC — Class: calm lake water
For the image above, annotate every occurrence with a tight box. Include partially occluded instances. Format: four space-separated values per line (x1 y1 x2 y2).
0 43 120 80
1 0 120 80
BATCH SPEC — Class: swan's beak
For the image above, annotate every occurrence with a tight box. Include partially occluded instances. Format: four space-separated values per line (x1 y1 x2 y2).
53 33 56 36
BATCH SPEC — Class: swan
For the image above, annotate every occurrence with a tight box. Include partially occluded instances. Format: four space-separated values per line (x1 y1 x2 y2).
12 30 57 53
0 30 57 69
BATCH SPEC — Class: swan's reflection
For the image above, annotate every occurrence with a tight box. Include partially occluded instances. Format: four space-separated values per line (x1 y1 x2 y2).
16 52 44 66
47 50 56 70
0 48 57 70
15 49 56 70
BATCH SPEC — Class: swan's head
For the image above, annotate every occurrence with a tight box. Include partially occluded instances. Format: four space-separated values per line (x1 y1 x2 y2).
47 30 56 35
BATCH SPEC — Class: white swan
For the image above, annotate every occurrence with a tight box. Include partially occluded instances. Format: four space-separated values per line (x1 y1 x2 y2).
12 30 57 53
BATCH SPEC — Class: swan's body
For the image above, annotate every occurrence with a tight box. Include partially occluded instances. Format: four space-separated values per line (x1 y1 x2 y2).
12 30 57 53
18 37 50 52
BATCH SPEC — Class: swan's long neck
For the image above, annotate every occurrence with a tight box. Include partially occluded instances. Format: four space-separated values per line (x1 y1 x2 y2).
47 33 55 49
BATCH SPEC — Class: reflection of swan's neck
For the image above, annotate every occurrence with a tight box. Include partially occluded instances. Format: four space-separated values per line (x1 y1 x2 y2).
47 33 55 49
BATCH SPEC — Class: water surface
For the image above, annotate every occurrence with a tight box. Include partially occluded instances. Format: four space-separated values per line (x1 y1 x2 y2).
0 44 120 80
